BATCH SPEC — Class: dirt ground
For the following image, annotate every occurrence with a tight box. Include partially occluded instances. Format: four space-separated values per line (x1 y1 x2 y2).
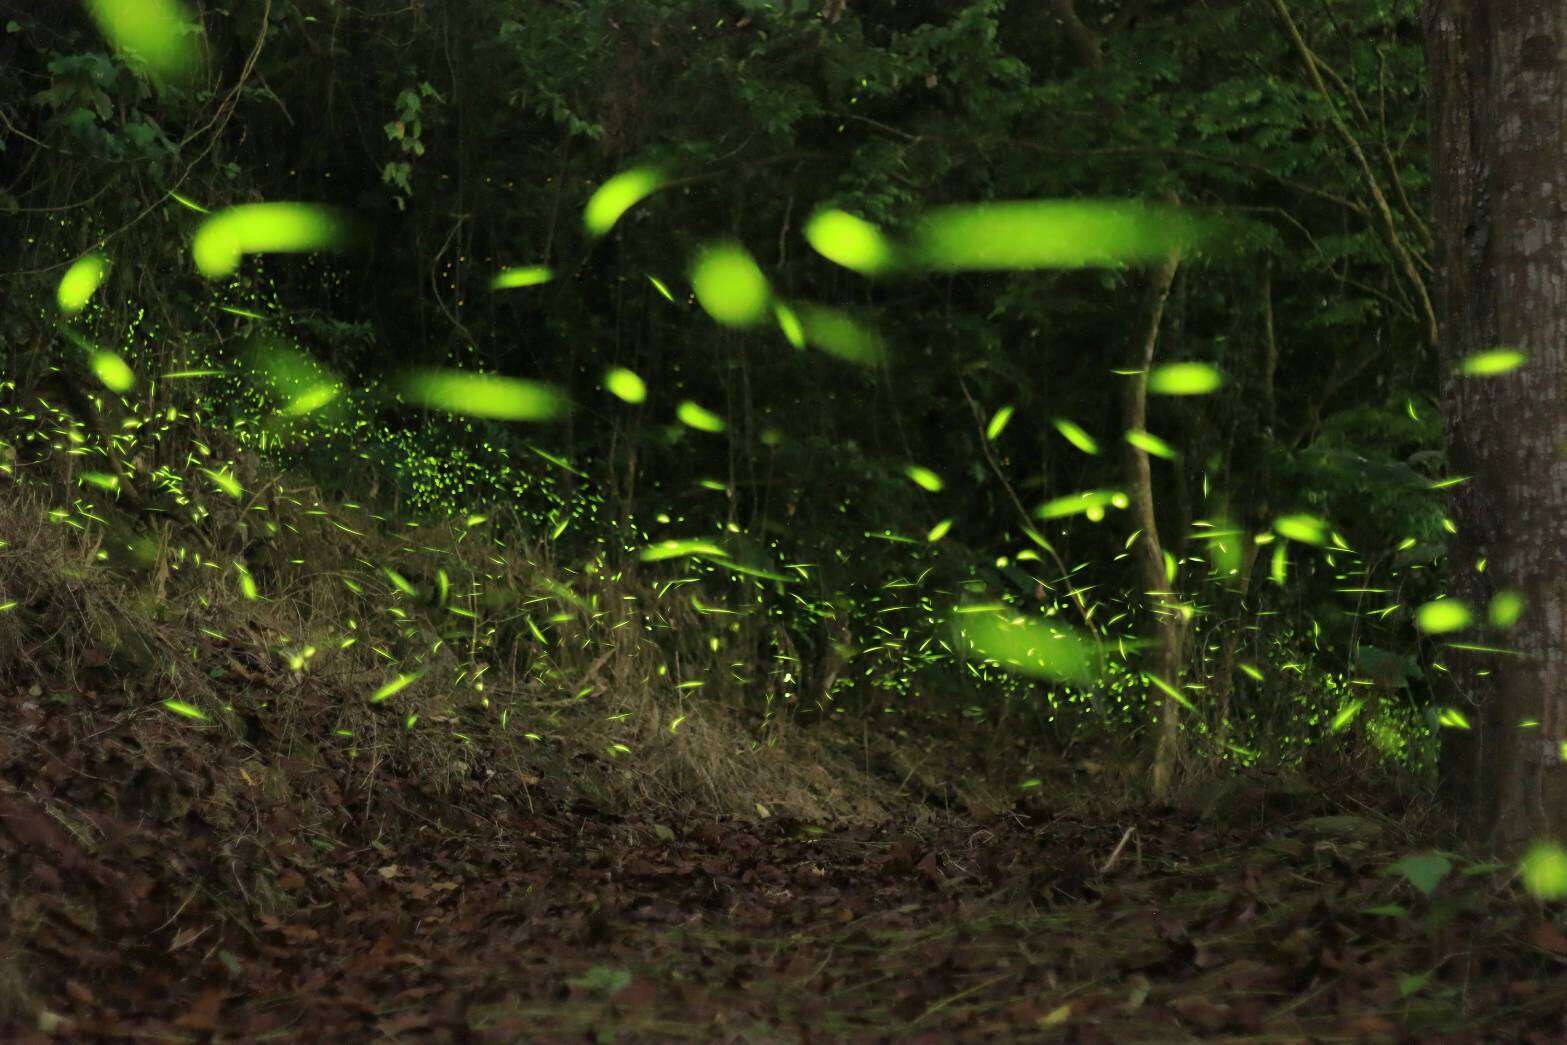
4 686 1566 1044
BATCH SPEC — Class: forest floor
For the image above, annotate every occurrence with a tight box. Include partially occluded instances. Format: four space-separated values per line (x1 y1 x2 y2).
4 688 1566 1044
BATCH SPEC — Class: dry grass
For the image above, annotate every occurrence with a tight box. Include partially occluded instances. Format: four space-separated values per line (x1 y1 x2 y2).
0 385 896 844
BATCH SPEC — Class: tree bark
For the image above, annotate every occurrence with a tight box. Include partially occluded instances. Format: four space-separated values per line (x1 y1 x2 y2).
1425 2 1567 849
1124 248 1184 800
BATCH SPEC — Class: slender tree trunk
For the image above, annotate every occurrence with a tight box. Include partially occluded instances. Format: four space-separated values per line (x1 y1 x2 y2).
1124 248 1183 800
1425 2 1567 849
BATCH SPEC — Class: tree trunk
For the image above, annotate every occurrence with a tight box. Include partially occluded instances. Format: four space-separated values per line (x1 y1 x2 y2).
1124 248 1184 800
1425 2 1567 849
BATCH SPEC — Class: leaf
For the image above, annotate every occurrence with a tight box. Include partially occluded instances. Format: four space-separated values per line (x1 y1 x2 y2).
1527 919 1567 955
566 966 632 996
1384 851 1452 897
1398 971 1432 997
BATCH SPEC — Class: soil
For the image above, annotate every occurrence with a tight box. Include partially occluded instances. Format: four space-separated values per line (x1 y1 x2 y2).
3 690 1566 1043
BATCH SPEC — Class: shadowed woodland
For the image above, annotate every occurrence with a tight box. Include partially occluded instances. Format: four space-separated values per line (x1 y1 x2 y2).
3 0 1567 1040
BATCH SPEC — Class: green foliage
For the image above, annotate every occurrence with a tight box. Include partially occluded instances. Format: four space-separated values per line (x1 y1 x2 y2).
0 0 1445 780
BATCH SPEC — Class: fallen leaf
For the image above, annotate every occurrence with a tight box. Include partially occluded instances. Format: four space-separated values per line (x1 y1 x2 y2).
1527 920 1567 955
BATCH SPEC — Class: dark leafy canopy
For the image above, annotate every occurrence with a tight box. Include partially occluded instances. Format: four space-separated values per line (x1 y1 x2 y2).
0 0 1443 761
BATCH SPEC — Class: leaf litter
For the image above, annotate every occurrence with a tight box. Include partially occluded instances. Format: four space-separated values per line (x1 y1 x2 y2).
3 687 1566 1042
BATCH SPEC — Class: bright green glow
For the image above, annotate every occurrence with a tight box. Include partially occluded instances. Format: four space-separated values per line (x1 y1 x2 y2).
193 203 348 277
491 265 553 289
57 253 109 314
676 400 726 433
163 698 207 720
647 274 675 302
1037 489 1124 520
236 564 258 600
281 382 342 416
1461 348 1527 377
1053 418 1099 455
1415 599 1471 635
986 405 1014 441
774 302 806 349
1148 362 1223 395
1270 543 1288 584
219 305 270 321
690 242 770 327
402 369 569 421
201 468 242 498
583 167 664 236
955 610 1101 685
1274 514 1327 545
370 673 420 703
1146 672 1196 712
797 304 886 365
804 208 896 274
168 191 207 213
1521 841 1567 900
80 472 119 491
640 539 728 562
1330 699 1364 733
1125 429 1177 459
603 367 647 404
384 568 417 597
1436 707 1471 729
85 0 198 79
909 200 1208 270
1489 590 1525 629
906 466 943 493
89 351 135 393
926 518 953 542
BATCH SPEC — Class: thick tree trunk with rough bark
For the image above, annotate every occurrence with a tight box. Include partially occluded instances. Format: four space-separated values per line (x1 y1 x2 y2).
1425 2 1567 849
